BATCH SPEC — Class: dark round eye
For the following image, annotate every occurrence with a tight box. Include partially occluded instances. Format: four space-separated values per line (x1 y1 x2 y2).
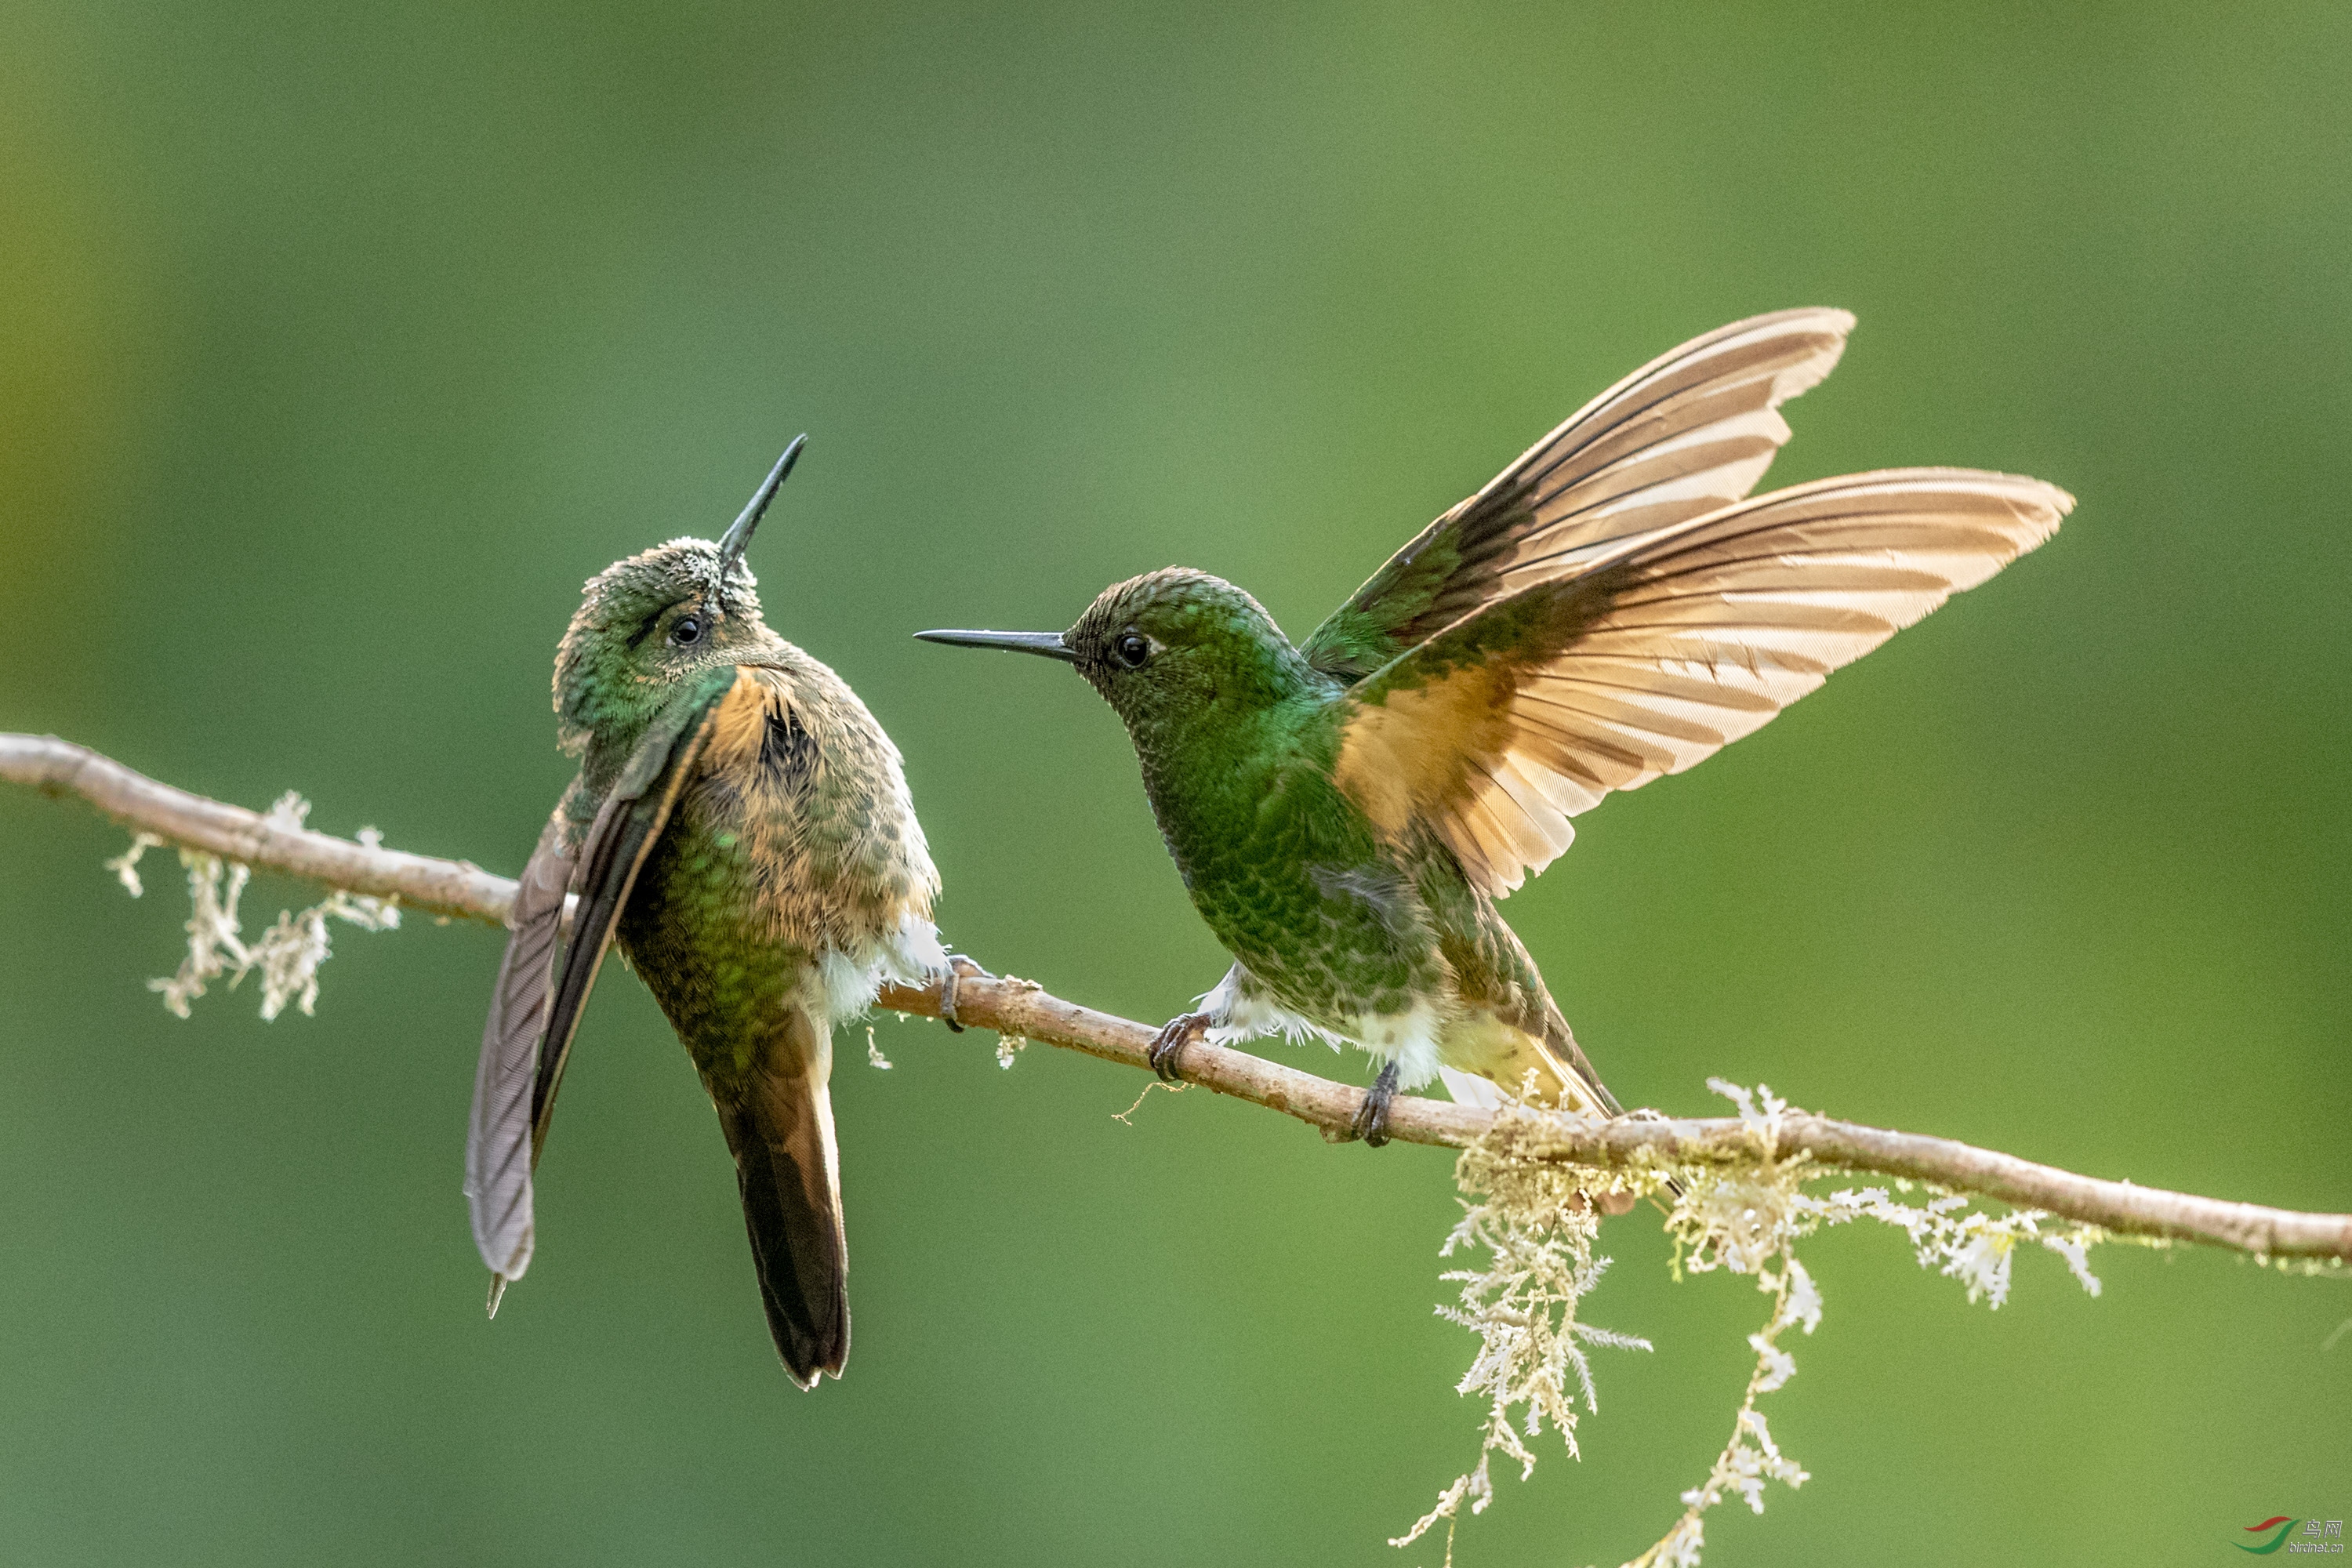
1114 633 1150 669
670 615 702 647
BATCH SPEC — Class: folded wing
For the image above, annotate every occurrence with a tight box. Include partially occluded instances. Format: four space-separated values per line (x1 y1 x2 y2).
1301 308 1855 680
463 662 740 1301
465 814 571 1288
1331 469 2072 897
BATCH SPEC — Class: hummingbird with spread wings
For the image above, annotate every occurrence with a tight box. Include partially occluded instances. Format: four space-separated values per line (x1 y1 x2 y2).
920 310 2069 1145
466 437 946 1385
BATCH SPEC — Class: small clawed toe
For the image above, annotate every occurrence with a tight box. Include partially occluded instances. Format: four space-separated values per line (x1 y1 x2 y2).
1148 1012 1208 1082
1350 1061 1401 1148
937 954 991 1033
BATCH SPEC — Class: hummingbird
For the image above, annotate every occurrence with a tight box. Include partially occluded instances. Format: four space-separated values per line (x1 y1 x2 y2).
919 310 2071 1145
465 436 947 1386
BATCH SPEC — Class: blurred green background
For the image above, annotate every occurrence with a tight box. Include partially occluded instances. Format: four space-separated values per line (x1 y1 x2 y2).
2 2 2347 1563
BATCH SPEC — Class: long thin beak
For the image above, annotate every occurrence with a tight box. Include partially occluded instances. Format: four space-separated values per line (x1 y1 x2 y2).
715 433 808 583
913 629 1078 662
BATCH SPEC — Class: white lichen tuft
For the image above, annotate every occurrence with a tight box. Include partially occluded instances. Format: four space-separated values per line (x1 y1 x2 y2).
104 833 165 897
866 1026 894 1070
1802 1183 2107 1308
995 1033 1029 1070
110 796 401 1021
1405 1079 2115 1568
1392 1100 1655 1564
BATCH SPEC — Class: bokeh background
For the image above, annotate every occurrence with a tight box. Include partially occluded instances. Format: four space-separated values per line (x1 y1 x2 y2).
2 3 2347 1563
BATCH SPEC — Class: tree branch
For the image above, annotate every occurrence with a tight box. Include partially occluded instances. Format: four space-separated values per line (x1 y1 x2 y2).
1 733 515 922
6 730 2347 1264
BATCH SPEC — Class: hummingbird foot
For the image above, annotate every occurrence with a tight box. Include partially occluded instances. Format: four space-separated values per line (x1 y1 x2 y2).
1350 1060 1401 1148
1147 1011 1211 1082
936 953 993 1033
938 967 964 1033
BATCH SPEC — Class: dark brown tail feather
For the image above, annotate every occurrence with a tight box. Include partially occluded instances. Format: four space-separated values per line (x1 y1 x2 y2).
714 1036 848 1387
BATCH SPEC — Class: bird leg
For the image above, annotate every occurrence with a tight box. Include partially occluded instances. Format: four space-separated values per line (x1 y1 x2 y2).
937 953 992 1033
1147 1011 1210 1082
1351 1060 1401 1148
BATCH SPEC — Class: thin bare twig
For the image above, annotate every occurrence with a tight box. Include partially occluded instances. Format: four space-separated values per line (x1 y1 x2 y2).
2 733 513 921
5 729 2347 1264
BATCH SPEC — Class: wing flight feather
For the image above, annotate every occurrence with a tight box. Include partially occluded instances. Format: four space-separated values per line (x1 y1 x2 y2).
1302 308 1857 679
1332 469 2072 895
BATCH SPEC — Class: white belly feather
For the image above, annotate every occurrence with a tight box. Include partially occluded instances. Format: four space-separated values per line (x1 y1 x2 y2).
1196 966 1446 1091
816 913 949 1028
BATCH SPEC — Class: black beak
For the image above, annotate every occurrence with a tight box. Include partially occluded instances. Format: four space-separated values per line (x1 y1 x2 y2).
714 434 808 587
913 629 1078 663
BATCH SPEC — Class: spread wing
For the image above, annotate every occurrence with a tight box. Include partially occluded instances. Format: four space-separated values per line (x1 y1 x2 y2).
1330 469 2073 897
463 662 741 1300
1301 308 1855 681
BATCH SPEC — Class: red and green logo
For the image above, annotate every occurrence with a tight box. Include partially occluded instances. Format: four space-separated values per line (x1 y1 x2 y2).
2238 1518 2299 1554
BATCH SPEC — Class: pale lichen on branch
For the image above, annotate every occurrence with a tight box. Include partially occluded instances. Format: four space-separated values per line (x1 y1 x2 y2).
1391 1103 1652 1565
1402 1080 2129 1567
108 791 401 1020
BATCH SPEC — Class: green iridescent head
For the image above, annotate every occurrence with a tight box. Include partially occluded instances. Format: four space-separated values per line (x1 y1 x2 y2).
554 437 804 754
917 566 1317 733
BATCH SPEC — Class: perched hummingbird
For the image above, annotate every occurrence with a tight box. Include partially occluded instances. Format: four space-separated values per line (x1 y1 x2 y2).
466 437 946 1386
920 310 2070 1144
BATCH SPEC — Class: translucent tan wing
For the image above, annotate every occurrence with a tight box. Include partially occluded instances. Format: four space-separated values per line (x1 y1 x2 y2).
1332 469 2073 896
1301 308 1855 680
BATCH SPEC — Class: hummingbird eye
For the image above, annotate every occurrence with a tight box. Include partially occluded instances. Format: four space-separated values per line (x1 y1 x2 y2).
670 615 703 648
1113 633 1150 669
